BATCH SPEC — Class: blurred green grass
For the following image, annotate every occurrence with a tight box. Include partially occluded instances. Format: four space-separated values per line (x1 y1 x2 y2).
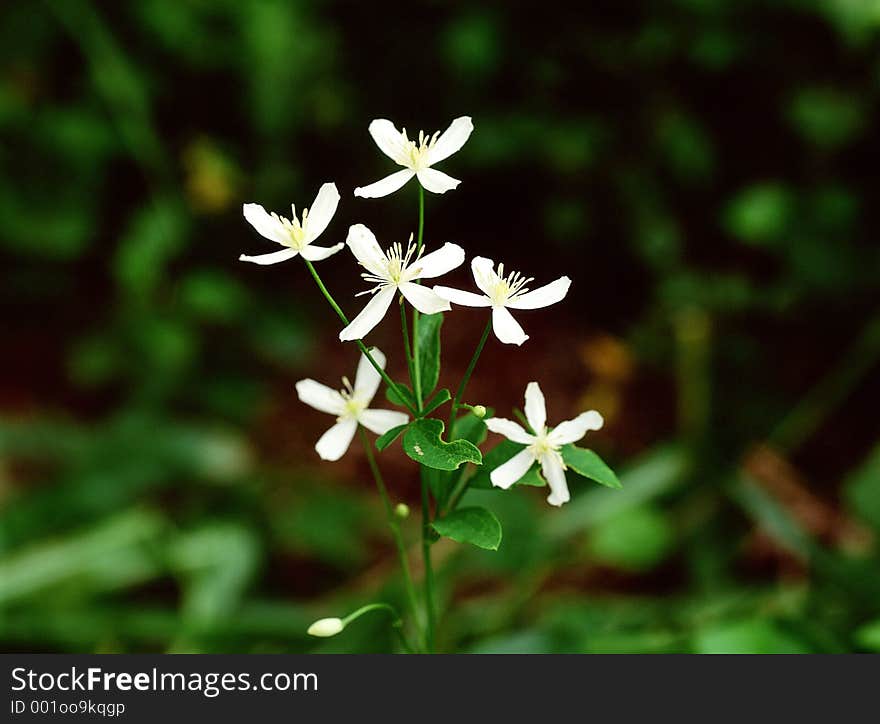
1 0 879 653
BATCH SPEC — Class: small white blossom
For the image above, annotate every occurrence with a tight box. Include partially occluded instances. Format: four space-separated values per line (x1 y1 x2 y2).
307 618 345 637
485 382 603 507
240 182 343 265
433 257 571 345
339 224 464 342
296 348 408 461
354 117 474 198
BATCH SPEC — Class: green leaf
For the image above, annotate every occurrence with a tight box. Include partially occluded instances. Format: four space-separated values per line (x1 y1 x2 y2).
468 440 545 489
421 388 451 416
385 381 416 410
375 424 409 452
432 506 502 550
417 313 443 396
561 445 622 489
451 409 492 446
402 419 482 471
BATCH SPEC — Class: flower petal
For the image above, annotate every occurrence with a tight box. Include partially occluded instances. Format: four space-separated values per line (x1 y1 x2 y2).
346 223 388 278
549 410 604 446
426 116 473 166
508 276 572 310
432 286 492 307
354 169 415 198
416 168 460 194
541 453 570 506
304 182 340 242
470 256 498 296
399 282 451 315
339 285 396 341
239 248 298 265
484 417 534 445
490 447 536 489
315 419 358 461
300 243 344 261
354 347 386 402
492 306 529 345
296 379 345 415
359 408 409 435
367 119 410 166
524 381 547 434
243 203 288 244
414 242 465 279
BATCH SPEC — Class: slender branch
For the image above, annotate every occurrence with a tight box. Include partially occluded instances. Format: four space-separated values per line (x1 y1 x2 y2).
448 318 492 433
302 259 417 416
358 427 423 649
340 602 416 654
400 299 416 388
412 184 426 409
420 470 436 652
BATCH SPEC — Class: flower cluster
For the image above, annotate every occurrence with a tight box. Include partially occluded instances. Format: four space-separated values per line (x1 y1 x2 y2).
241 115 609 509
241 115 623 650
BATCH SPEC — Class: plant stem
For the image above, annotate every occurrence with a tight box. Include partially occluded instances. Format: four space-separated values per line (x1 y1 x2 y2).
420 471 436 652
358 427 423 649
303 259 417 416
439 319 493 513
400 299 416 390
416 184 425 254
411 183 435 650
411 184 426 409
340 602 416 653
448 318 492 433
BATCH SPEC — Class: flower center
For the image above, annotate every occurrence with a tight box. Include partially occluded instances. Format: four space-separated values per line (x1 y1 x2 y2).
359 236 423 291
272 206 309 250
339 376 366 419
401 128 440 170
528 432 565 467
483 263 534 306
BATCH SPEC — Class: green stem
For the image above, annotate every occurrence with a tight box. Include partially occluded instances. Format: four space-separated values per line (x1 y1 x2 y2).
420 471 436 652
400 299 416 390
358 427 423 649
416 184 425 254
340 602 415 653
441 319 493 513
412 184 426 409
303 259 417 416
448 318 492 433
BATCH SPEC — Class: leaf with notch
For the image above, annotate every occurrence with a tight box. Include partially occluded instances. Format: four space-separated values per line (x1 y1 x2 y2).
403 419 481 471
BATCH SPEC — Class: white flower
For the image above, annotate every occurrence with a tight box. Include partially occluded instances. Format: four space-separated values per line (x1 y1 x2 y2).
433 257 571 345
339 224 465 342
485 382 603 507
295 348 409 461
240 182 343 265
354 117 474 198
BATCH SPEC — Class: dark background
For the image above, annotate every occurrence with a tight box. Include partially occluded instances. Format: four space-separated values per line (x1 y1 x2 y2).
1 0 879 653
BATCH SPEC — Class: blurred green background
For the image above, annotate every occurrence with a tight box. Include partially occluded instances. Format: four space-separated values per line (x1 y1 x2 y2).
2 0 880 654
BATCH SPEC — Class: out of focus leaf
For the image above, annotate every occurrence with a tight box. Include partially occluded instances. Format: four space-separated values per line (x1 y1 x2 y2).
561 445 621 489
433 506 502 550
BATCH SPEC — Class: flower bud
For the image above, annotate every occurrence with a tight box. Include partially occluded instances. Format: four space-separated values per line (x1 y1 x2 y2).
394 503 410 519
307 617 345 637
472 405 487 419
